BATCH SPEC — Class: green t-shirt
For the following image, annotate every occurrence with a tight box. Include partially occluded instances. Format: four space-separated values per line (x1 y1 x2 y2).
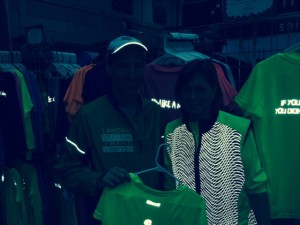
15 162 44 225
13 69 35 151
94 173 208 225
3 168 29 225
235 53 300 219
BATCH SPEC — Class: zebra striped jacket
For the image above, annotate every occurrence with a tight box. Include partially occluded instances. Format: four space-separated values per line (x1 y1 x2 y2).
164 110 268 225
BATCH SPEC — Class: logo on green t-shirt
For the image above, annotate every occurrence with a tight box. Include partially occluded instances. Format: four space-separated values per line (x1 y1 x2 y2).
144 219 152 225
275 99 300 115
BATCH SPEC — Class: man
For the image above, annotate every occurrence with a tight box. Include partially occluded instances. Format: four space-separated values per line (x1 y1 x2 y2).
55 36 166 224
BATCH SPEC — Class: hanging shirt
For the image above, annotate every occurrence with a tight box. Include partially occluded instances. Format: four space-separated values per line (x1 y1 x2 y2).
20 67 45 152
0 71 27 164
235 52 300 219
2 168 29 225
93 173 208 225
64 64 95 118
141 61 237 122
140 63 183 122
212 63 237 109
13 69 36 151
14 161 44 225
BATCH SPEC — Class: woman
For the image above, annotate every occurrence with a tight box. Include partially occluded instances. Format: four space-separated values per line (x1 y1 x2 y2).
164 59 270 225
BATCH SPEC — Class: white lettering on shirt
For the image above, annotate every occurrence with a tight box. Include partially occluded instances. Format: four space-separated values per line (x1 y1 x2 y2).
275 99 300 115
100 128 134 153
151 98 181 109
48 96 56 103
0 91 7 97
144 219 152 225
146 200 161 207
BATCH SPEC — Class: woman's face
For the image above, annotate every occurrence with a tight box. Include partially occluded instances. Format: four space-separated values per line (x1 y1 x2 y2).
180 72 217 121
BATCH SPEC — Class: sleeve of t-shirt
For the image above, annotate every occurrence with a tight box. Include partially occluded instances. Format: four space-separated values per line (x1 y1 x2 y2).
240 127 268 194
55 109 104 196
235 65 265 118
93 187 108 221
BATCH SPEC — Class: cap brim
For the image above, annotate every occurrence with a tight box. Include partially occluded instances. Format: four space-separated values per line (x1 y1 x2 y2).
111 42 148 54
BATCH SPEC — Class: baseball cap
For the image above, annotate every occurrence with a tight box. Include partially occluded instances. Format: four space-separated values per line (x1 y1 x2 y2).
106 36 148 55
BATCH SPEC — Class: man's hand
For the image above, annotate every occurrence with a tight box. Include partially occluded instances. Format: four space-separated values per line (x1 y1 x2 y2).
101 167 130 188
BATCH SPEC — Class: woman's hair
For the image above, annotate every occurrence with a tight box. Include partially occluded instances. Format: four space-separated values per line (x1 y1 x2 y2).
175 59 224 119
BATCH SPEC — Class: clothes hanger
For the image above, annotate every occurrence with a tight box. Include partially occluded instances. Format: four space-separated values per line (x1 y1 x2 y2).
12 51 26 71
59 52 73 78
151 32 210 66
0 51 15 71
164 32 210 62
136 143 182 185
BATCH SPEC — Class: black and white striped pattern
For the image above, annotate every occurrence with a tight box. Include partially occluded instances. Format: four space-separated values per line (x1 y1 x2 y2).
167 122 257 225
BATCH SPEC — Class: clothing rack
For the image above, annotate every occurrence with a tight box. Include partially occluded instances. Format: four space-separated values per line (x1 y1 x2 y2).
0 49 79 224
45 51 81 79
0 51 11 63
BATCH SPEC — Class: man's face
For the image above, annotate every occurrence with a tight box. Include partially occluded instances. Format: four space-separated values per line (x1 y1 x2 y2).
108 46 146 97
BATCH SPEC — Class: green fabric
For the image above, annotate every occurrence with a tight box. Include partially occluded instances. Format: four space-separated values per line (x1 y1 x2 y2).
235 53 300 219
3 168 29 225
164 111 267 224
13 69 35 151
15 162 44 225
217 110 250 145
56 95 166 196
94 173 208 225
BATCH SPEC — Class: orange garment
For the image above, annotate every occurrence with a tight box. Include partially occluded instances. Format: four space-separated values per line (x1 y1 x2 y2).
64 64 95 118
